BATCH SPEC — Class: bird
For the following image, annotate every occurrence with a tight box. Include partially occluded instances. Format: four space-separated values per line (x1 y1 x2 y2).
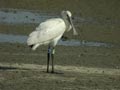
27 10 78 73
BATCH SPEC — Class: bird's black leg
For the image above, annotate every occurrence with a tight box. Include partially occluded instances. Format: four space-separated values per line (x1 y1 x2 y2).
51 47 55 73
47 45 51 73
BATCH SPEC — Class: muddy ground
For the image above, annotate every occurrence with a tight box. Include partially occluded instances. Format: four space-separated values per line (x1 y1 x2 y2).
0 43 120 90
0 0 120 90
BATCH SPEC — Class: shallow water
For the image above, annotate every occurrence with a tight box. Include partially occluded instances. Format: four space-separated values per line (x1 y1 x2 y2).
0 8 117 25
0 33 113 47
0 9 57 24
0 9 117 47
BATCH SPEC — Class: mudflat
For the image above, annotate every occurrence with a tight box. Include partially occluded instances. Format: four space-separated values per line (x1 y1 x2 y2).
0 0 120 90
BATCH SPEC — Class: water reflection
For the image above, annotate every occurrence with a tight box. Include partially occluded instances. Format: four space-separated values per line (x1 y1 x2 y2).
0 33 113 47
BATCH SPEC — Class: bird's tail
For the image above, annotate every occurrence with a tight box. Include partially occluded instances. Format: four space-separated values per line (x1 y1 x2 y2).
27 31 38 46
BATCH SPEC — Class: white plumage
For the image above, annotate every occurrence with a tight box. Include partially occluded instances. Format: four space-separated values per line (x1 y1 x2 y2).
27 18 66 50
27 10 77 73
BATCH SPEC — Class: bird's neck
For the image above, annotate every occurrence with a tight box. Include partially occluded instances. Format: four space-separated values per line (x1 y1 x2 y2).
63 18 72 32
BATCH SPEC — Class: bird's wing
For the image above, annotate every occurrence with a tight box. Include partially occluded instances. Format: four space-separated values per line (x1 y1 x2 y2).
27 18 66 45
36 18 64 31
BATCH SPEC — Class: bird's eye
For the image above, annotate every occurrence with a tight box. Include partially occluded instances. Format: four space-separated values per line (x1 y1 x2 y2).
66 14 69 18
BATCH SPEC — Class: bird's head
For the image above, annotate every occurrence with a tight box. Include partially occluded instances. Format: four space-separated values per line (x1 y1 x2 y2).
61 10 78 35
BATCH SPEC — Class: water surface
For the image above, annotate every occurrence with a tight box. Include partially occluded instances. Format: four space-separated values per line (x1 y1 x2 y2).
0 8 118 25
0 33 113 47
0 9 57 24
0 9 118 47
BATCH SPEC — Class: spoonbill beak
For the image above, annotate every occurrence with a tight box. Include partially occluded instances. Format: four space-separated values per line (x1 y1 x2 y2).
68 16 78 35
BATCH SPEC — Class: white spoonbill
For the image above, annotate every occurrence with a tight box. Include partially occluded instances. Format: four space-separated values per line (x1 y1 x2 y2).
27 10 78 73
